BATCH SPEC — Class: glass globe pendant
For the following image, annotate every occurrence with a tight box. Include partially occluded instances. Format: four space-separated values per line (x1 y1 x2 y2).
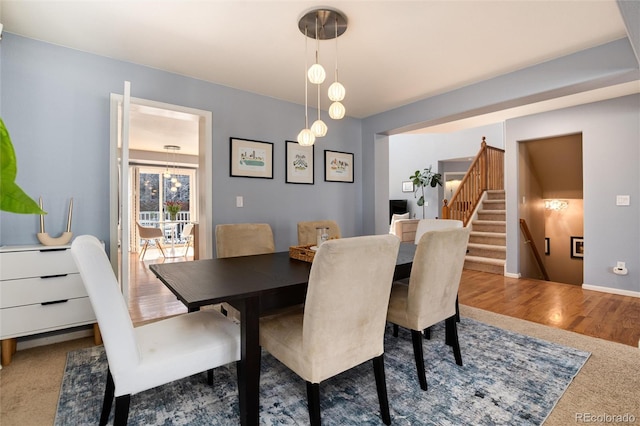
297 128 315 146
328 81 345 102
329 101 345 120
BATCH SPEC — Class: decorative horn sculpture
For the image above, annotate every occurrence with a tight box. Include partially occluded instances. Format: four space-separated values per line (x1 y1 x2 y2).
37 197 73 246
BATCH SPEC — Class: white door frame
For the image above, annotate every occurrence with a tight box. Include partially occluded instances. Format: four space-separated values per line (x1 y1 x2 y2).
109 96 213 281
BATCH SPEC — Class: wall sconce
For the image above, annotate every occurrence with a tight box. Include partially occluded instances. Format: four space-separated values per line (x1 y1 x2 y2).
544 199 568 211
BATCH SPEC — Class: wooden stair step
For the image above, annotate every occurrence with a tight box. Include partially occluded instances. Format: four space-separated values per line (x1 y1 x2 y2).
467 243 506 259
465 255 505 266
464 255 505 275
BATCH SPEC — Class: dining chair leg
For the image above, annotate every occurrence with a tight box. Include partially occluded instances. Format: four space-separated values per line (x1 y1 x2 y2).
207 369 214 385
306 381 321 426
155 239 166 257
445 316 463 366
113 394 131 426
140 241 149 261
411 329 428 391
423 327 431 340
455 295 460 323
373 355 391 425
100 367 115 426
392 323 399 337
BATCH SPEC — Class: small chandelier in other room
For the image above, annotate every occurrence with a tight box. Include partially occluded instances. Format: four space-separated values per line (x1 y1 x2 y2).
163 145 181 192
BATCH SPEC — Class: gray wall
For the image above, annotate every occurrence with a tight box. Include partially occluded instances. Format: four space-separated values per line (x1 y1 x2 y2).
506 94 640 293
0 34 363 252
389 123 504 220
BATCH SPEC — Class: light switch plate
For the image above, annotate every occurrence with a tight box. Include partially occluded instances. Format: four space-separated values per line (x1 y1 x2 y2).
616 195 630 206
236 196 244 207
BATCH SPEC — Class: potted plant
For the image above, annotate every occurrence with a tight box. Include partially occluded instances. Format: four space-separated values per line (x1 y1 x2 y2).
164 200 183 221
0 118 46 214
410 165 442 219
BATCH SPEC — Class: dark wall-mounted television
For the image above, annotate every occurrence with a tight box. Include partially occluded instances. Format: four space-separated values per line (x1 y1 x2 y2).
389 199 408 223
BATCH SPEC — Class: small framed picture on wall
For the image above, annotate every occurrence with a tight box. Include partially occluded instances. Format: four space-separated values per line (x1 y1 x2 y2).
570 236 584 259
285 141 314 184
324 150 354 183
229 137 274 179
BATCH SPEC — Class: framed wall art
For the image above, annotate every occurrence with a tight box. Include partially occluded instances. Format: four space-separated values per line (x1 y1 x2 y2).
324 150 354 183
402 181 414 192
570 236 584 259
230 137 273 179
285 141 314 184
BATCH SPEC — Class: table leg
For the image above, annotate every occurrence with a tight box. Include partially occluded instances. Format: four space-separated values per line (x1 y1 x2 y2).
237 296 260 426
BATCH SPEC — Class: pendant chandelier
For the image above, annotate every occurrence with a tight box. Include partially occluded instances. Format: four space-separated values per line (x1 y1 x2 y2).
297 8 347 146
163 145 181 193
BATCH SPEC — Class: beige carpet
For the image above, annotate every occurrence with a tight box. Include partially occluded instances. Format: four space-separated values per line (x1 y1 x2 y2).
1 306 638 425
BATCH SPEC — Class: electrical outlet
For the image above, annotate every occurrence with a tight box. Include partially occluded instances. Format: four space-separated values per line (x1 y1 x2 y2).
236 196 243 208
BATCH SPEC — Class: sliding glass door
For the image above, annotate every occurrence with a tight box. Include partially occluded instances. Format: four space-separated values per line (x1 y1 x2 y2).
132 165 197 253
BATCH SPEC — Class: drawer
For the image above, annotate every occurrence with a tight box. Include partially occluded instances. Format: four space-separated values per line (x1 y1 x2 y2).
0 248 78 280
0 297 95 339
402 222 418 232
402 231 417 243
0 274 87 309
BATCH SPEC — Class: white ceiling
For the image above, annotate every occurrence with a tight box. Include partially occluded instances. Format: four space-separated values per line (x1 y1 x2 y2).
2 1 634 119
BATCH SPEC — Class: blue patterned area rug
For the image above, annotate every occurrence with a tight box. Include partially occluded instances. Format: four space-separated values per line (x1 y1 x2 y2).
55 317 589 425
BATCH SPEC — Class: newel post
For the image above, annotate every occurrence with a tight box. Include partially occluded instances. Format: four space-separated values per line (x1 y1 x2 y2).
480 136 488 190
442 199 450 219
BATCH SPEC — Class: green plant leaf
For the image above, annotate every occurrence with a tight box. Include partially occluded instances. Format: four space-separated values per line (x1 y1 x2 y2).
0 118 47 215
417 196 425 206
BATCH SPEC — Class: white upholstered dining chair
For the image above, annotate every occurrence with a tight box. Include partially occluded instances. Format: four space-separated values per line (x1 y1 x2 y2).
413 218 462 244
71 235 241 426
386 227 470 391
259 235 400 425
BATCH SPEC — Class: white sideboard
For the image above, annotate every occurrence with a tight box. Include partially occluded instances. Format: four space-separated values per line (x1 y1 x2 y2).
0 244 99 365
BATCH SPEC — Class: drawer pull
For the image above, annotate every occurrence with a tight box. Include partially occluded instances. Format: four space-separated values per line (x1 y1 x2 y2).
41 274 69 279
39 248 68 253
41 299 69 306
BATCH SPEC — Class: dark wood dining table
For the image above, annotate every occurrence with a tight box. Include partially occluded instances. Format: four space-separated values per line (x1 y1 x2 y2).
150 241 416 425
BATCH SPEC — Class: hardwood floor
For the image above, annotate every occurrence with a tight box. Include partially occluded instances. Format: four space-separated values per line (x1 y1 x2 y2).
128 249 188 324
458 269 640 347
128 251 640 347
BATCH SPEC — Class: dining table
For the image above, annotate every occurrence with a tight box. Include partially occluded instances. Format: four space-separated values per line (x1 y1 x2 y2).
149 241 417 425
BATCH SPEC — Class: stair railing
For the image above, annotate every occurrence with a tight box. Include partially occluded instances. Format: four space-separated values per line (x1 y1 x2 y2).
519 219 550 281
442 137 505 226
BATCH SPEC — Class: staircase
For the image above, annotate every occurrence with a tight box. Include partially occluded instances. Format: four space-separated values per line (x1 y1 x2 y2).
464 190 506 274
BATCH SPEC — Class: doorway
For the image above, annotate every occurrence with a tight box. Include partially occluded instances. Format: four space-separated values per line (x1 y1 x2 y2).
518 133 584 284
110 94 212 307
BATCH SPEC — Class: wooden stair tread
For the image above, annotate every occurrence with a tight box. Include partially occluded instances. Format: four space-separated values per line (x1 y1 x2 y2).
465 255 505 265
472 220 506 225
470 231 506 237
467 243 506 251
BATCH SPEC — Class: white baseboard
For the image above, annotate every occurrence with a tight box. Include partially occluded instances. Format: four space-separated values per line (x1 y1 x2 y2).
582 283 640 298
504 272 521 279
